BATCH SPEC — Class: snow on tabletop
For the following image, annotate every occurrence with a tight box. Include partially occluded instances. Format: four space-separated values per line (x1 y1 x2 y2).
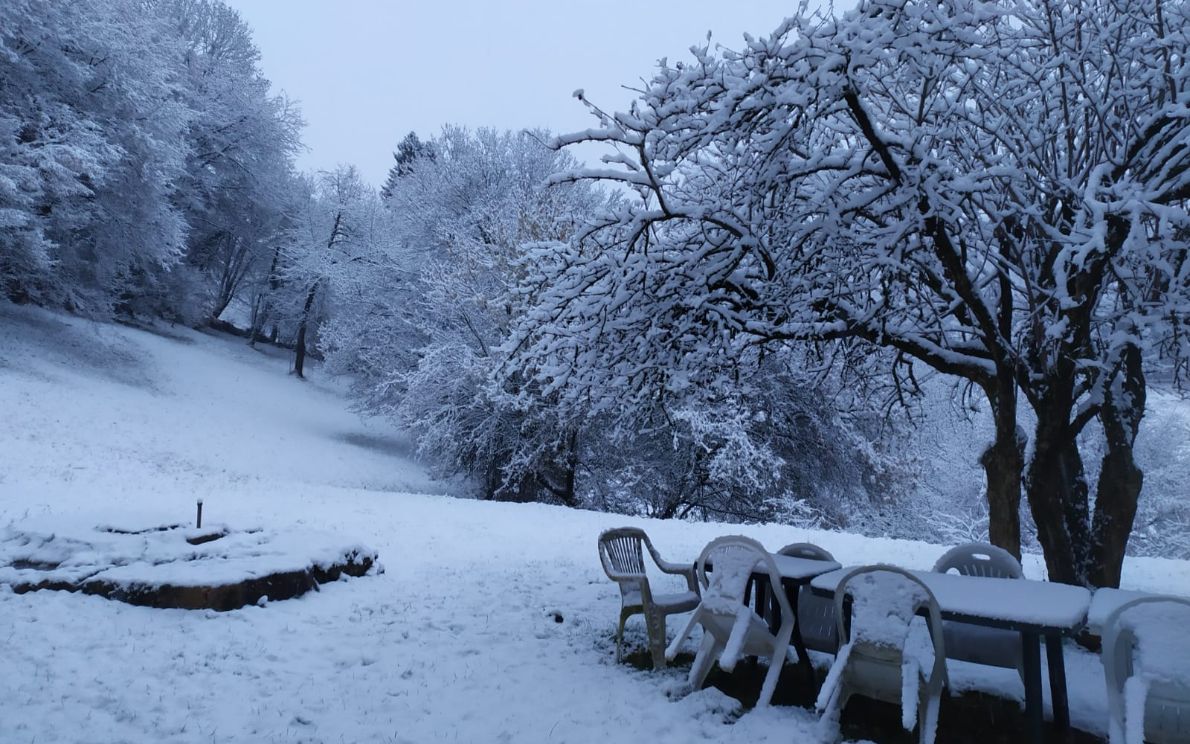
0 515 376 592
770 553 842 580
813 567 1092 629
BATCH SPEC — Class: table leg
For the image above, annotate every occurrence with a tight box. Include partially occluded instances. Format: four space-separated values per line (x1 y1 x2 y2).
1045 633 1070 732
789 584 814 683
754 579 770 630
1021 630 1044 744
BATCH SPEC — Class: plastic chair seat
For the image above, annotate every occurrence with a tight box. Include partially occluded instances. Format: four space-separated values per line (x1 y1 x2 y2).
623 589 699 612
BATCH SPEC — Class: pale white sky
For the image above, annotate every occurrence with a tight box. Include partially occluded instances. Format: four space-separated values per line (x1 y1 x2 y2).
225 1 801 185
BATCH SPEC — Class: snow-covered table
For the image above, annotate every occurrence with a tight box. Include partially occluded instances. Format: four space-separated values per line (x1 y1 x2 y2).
811 567 1092 744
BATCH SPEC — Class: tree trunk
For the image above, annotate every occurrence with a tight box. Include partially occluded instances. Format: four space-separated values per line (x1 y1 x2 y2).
250 245 284 347
1025 398 1094 586
293 282 318 378
539 428 581 508
248 293 266 347
1090 344 1146 588
981 377 1024 558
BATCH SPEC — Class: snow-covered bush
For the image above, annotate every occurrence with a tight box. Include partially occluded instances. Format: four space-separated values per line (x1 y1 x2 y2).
0 0 300 320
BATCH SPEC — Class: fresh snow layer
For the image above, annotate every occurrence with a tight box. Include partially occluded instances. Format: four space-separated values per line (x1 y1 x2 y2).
813 567 1093 630
0 516 375 591
0 302 1187 743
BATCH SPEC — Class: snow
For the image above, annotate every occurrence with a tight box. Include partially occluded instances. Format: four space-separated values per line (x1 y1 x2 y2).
0 516 375 592
0 302 1187 742
769 553 842 580
843 571 930 649
812 568 1093 630
1117 601 1190 687
1088 588 1160 635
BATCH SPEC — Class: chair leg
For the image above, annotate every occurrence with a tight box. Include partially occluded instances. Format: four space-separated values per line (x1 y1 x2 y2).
817 679 849 741
645 609 667 670
757 652 785 707
918 686 941 744
689 633 721 691
615 608 631 662
758 626 793 707
667 608 701 661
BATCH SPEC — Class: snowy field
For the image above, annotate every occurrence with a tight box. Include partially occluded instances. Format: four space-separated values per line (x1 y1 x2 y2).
2 303 1189 743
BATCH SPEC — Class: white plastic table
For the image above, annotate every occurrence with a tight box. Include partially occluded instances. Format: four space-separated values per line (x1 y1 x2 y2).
811 567 1092 744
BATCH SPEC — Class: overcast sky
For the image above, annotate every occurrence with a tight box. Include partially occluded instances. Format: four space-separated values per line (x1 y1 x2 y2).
225 1 800 186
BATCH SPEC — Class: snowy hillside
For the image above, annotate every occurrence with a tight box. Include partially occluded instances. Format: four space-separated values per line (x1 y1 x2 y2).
2 305 1189 743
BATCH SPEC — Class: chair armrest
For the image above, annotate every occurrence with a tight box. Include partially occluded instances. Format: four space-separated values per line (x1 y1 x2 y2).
656 559 699 593
604 568 646 584
654 557 689 575
640 537 699 594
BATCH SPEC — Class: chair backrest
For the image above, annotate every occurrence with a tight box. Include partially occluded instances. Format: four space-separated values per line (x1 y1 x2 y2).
696 535 794 625
835 565 947 685
597 527 648 581
1102 596 1190 743
778 542 839 652
933 542 1022 579
778 542 836 562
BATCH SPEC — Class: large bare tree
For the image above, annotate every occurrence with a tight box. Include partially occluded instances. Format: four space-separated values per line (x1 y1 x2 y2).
511 0 1189 586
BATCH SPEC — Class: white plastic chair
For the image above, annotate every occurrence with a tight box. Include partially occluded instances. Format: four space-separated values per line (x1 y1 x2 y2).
666 535 795 707
1102 596 1190 744
597 527 699 669
779 542 839 654
933 543 1024 676
816 565 948 744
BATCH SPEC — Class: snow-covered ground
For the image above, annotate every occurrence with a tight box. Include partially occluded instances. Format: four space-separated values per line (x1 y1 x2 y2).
2 303 1188 743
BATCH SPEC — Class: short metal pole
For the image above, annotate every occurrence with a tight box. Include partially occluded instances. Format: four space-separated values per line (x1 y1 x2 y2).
196 499 203 529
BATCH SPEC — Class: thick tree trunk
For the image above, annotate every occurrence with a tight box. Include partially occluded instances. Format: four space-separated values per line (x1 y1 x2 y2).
537 428 581 508
1025 394 1094 586
1090 344 1146 588
981 377 1024 558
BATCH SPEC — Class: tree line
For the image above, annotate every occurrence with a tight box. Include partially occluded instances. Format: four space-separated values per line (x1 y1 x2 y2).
3 0 1187 588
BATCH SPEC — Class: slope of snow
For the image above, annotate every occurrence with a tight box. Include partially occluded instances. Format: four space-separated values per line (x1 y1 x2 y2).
0 302 1187 743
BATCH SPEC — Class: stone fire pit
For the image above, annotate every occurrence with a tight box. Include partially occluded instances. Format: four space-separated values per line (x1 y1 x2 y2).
0 516 378 611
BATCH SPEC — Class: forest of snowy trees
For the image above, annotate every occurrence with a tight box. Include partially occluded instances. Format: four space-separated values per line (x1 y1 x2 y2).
2 0 1187 587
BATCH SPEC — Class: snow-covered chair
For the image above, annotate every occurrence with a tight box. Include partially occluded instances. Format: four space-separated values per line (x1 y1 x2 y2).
816 565 948 744
932 543 1024 675
769 542 839 654
667 535 795 707
1102 596 1190 744
597 527 699 670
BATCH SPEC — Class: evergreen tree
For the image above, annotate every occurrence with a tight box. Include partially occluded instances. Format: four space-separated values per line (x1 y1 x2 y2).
379 132 435 200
